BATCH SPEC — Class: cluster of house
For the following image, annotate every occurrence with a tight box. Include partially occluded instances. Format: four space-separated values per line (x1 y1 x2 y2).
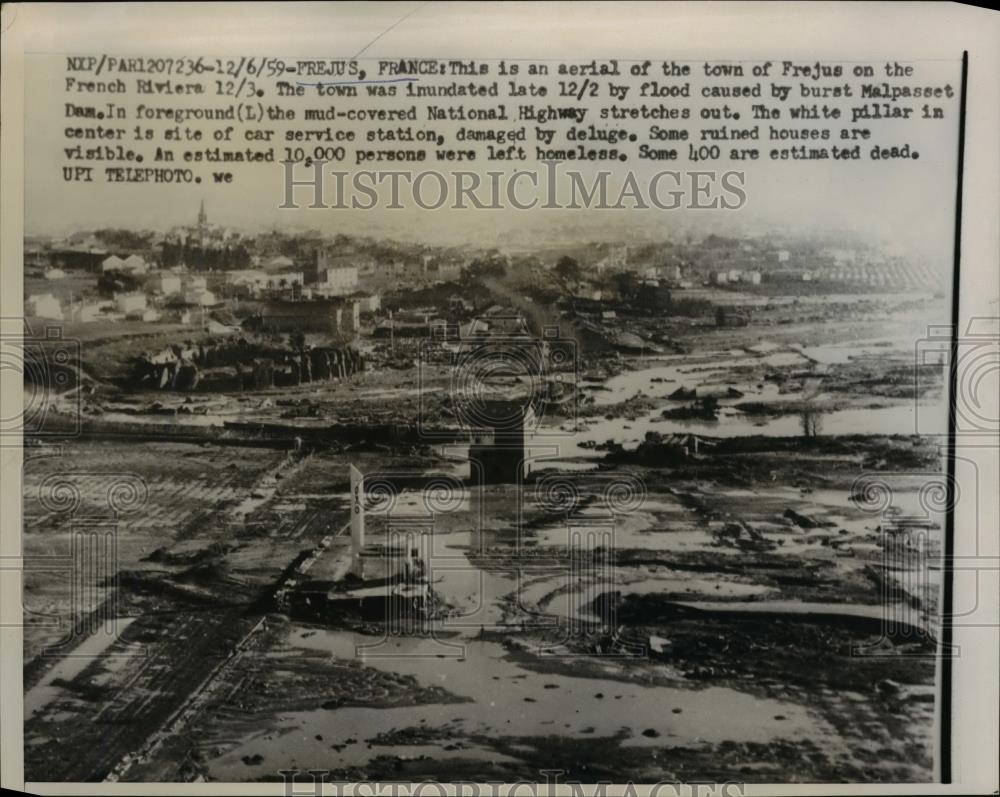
719 259 935 288
580 237 933 292
705 244 936 289
222 252 386 311
26 242 388 331
27 257 222 323
341 253 465 291
641 263 696 290
713 268 764 285
101 254 150 275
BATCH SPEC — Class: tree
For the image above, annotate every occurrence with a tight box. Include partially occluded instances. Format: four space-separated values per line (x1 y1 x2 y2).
97 270 142 297
163 294 192 310
554 255 582 283
800 410 823 438
465 253 508 281
94 228 153 251
609 270 640 302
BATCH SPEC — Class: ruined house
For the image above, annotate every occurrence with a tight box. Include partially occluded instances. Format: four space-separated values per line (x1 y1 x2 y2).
468 400 535 485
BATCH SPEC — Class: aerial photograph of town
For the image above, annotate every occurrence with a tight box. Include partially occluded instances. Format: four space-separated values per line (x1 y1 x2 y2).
21 204 950 783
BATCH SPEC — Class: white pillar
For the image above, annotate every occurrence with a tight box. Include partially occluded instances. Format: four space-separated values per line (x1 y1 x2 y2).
350 464 365 577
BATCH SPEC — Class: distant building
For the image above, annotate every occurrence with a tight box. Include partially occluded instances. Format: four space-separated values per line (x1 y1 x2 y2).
594 243 628 273
226 269 270 293
102 254 147 274
44 268 66 281
115 292 147 315
187 275 208 291
823 247 856 266
315 251 360 296
747 271 762 285
252 299 359 336
122 254 148 274
25 293 63 320
433 261 463 281
354 293 381 313
268 270 304 289
157 273 182 294
714 271 729 285
102 255 126 272
187 289 217 307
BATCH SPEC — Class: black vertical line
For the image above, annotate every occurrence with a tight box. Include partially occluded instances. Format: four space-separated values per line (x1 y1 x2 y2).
940 48 968 786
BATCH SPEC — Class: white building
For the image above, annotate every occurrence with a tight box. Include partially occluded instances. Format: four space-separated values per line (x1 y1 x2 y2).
158 274 182 294
747 271 762 285
227 269 270 292
187 275 208 291
823 247 856 266
268 271 304 289
317 265 359 296
122 254 148 274
102 254 148 274
714 272 729 285
116 292 147 314
436 262 463 281
186 288 217 307
26 293 63 320
44 268 66 280
101 255 126 272
355 293 381 313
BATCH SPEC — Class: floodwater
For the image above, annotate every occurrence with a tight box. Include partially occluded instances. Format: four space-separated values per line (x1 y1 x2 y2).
529 346 946 465
207 624 829 779
99 340 948 459
208 477 842 778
